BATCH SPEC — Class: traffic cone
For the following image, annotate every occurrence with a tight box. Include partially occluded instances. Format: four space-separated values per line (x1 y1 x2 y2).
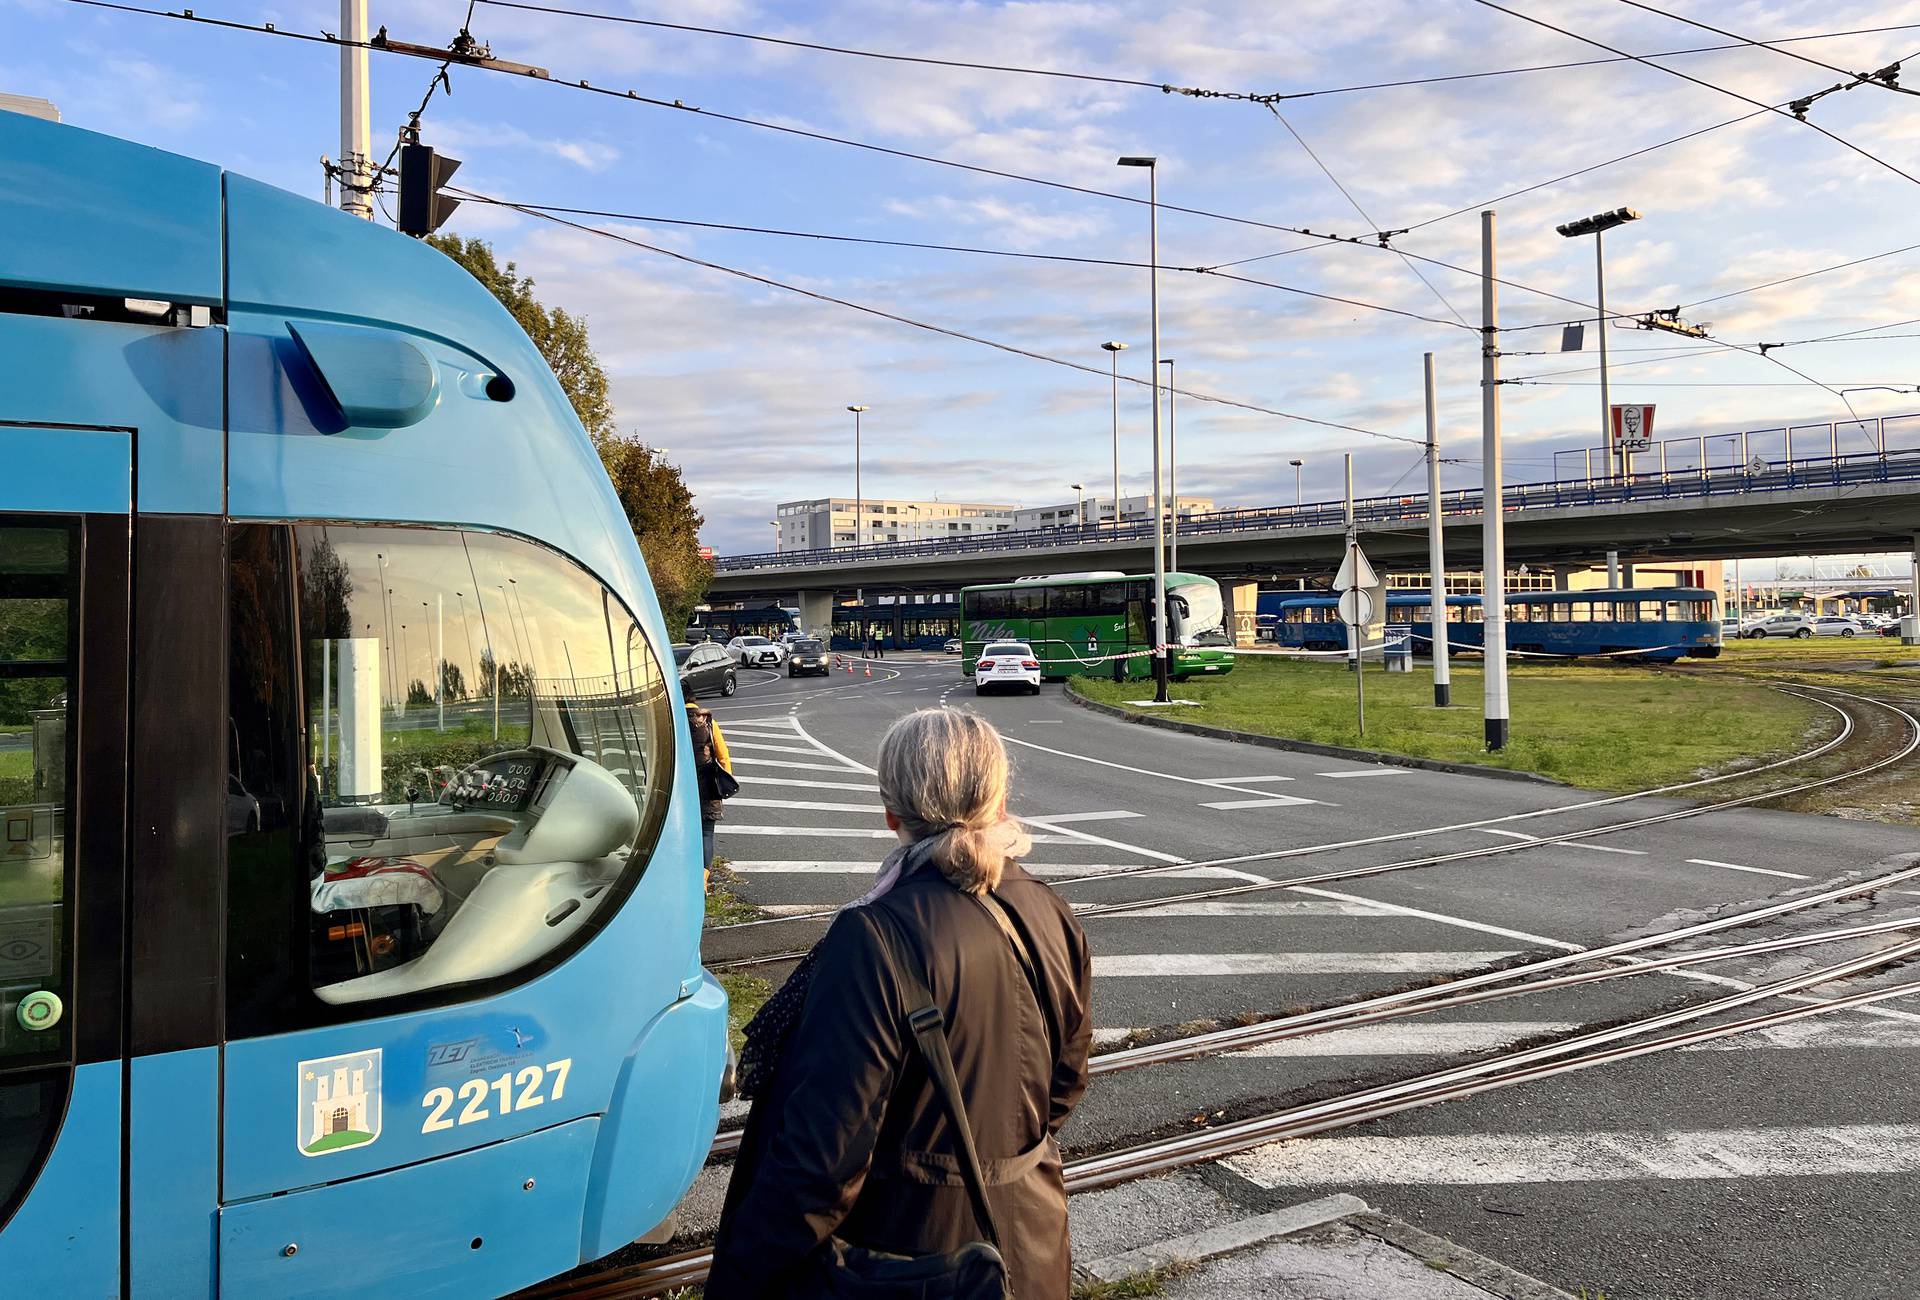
864 664 872 677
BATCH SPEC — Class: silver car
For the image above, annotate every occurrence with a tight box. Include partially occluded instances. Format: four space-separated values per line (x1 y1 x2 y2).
727 635 785 667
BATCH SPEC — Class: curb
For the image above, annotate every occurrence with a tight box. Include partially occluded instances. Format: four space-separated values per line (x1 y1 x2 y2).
1064 683 1564 787
1079 1193 1368 1283
1350 1210 1579 1300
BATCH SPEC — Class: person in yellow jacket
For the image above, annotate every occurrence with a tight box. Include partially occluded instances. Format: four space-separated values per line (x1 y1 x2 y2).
687 701 735 888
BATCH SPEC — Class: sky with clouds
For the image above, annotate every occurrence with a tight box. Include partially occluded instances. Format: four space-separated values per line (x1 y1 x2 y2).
6 0 1920 560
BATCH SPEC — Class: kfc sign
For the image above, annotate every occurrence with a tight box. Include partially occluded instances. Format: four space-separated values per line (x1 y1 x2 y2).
1610 404 1655 453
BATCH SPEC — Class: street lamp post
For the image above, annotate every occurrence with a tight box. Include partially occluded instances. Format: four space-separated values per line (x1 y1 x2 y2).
847 404 868 551
1290 458 1304 508
1069 483 1085 529
1118 154 1170 703
770 520 780 554
1162 357 1178 574
1557 205 1640 588
1101 341 1127 528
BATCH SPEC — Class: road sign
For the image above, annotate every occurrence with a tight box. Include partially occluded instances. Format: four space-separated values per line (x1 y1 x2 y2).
1337 588 1374 628
1610 403 1655 452
1333 544 1378 593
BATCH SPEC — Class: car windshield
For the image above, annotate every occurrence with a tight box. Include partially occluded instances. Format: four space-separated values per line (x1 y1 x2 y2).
742 636 770 645
794 640 822 652
983 643 1030 656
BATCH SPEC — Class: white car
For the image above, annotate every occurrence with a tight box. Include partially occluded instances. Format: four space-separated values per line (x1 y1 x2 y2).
975 642 1042 695
727 635 785 667
1812 616 1866 638
1744 613 1813 639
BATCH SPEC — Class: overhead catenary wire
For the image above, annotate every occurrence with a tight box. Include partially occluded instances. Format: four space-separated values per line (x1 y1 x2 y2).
1606 0 1916 98
447 192 1479 332
476 0 1920 106
455 188 1419 443
1468 0 1920 189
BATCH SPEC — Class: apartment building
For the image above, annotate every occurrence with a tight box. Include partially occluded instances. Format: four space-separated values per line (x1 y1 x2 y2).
774 497 1017 550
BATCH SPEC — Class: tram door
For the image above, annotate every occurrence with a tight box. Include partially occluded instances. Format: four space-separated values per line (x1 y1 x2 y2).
0 425 133 1295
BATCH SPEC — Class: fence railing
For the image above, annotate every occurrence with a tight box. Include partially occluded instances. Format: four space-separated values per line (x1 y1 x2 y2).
717 414 1920 573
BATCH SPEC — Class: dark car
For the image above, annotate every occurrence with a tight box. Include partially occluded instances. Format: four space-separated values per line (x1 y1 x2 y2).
786 638 831 677
674 642 737 698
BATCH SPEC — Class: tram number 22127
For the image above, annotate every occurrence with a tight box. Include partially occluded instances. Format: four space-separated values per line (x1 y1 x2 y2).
420 1058 574 1134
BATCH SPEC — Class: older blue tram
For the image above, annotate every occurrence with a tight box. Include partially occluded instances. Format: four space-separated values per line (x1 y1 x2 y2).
0 115 726 1294
1273 588 1721 662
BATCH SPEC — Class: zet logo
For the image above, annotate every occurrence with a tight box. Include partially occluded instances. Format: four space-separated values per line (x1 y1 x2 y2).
297 1049 383 1157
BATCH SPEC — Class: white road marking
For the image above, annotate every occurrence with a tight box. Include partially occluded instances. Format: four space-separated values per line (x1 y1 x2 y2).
1201 796 1325 810
1023 810 1144 824
729 797 886 814
720 825 1083 843
1030 720 1064 725
1093 952 1516 977
1284 886 1587 952
1001 734 1305 801
734 775 881 793
728 755 871 774
725 860 1268 880
1688 858 1812 880
1475 827 1645 856
1079 899 1401 918
1316 768 1413 779
711 717 798 729
1230 1021 1575 1058
1021 814 1190 865
790 715 878 775
725 740 825 757
1226 1123 1920 1188
1201 775 1295 785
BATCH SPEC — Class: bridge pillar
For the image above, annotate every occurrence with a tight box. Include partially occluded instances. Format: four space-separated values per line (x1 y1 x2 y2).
1222 581 1260 647
797 591 835 640
1619 562 1635 589
1552 566 1575 591
1905 534 1919 645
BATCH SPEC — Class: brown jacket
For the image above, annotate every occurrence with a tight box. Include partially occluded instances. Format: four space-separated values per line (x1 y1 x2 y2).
687 704 726 823
707 854 1093 1299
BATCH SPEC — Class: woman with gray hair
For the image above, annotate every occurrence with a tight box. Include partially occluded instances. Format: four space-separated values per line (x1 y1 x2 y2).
709 708 1093 1299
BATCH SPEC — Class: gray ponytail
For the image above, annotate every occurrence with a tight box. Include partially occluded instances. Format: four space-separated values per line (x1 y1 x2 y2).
877 709 1031 893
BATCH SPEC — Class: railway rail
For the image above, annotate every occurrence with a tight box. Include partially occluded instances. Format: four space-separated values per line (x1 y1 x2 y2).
708 684 1915 972
541 930 1920 1297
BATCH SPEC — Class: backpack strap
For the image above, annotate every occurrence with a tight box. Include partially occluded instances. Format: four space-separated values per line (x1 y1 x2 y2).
865 907 1002 1251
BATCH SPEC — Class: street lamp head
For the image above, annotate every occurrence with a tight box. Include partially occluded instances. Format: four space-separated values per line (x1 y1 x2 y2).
1556 206 1641 238
1069 482 1083 491
1117 155 1157 168
847 404 868 413
1101 341 1128 353
1289 458 1304 468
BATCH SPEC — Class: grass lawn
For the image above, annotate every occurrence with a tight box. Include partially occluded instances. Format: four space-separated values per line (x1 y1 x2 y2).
717 971 773 1057
1072 654 1833 791
1716 636 1920 669
704 859 767 926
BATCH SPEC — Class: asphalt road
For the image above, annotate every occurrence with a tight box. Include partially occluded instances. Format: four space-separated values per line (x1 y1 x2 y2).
701 654 1920 1299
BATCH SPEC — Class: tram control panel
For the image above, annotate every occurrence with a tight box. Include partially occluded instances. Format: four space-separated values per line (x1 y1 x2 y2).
311 748 642 1003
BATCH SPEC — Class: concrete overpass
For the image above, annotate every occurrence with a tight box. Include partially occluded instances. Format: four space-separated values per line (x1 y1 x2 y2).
713 446 1920 630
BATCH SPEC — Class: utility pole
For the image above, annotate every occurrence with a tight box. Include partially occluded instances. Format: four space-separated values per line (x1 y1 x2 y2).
1344 452 1364 735
1481 210 1511 751
1597 227 1619 587
1424 352 1451 708
339 0 375 220
1103 341 1127 529
1118 154 1171 703
1163 357 1178 573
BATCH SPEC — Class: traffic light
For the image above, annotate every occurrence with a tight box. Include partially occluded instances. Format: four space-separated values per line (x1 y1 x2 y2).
397 142 461 237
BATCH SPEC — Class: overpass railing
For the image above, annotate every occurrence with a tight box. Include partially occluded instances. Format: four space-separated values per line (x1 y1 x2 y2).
717 414 1920 572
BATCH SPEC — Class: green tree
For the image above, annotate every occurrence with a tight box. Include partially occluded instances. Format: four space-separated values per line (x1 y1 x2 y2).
599 435 716 639
428 235 712 636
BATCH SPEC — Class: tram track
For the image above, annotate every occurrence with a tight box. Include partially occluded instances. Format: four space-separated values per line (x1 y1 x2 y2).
706 684 1916 973
544 930 1920 1298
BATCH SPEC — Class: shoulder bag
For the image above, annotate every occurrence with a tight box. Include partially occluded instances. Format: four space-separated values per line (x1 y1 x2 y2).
802 906 1012 1299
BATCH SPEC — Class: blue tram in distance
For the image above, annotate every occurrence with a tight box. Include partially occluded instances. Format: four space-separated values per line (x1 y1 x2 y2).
0 113 726 1295
687 603 799 644
1273 588 1722 662
829 601 962 651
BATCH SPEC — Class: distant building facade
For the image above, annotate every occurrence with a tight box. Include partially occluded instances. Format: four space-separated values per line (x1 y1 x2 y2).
775 497 1018 550
1013 494 1216 531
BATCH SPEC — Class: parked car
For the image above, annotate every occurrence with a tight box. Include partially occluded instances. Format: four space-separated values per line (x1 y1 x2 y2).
727 634 785 667
975 641 1041 695
1745 613 1814 639
1812 616 1866 638
675 642 738 698
786 638 831 677
942 637 964 655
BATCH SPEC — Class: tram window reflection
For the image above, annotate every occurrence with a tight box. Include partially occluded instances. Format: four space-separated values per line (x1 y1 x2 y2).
293 526 673 1008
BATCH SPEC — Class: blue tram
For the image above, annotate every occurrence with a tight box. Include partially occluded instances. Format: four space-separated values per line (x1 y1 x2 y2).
1274 588 1721 662
0 115 726 1294
688 603 798 643
829 601 961 651
1272 593 1482 652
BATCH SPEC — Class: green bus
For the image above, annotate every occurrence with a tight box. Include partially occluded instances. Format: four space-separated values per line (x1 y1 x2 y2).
959 572 1236 681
